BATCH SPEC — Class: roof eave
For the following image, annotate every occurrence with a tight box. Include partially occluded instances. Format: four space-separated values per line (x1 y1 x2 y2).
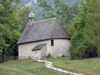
17 38 71 45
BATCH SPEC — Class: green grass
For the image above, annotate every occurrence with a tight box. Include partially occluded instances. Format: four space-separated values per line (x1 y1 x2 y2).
0 59 70 75
47 57 100 75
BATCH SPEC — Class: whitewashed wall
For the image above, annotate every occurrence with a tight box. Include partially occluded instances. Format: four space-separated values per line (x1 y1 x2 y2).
18 40 49 59
31 50 41 60
41 46 46 58
18 39 70 59
49 39 70 57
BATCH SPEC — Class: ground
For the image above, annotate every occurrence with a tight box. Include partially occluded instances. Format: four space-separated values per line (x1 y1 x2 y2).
47 57 100 75
0 57 99 75
0 59 70 75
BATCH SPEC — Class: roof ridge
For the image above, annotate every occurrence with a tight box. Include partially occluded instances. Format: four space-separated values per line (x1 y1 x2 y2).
32 18 56 24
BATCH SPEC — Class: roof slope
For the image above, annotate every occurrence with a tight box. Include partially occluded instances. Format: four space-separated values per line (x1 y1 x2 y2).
17 18 71 44
32 44 46 51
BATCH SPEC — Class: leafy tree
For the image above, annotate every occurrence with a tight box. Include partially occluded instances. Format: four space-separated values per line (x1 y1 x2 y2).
0 1 9 60
0 24 10 60
54 0 79 26
69 15 87 59
0 0 39 61
37 0 55 20
69 0 100 59
0 0 22 60
84 0 100 57
37 0 79 27
19 6 31 33
19 6 39 33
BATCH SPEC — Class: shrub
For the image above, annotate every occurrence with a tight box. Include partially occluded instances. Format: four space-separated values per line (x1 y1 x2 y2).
62 54 65 57
47 53 51 58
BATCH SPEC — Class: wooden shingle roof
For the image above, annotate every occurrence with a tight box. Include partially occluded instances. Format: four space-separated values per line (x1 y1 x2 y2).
32 44 46 51
17 18 71 44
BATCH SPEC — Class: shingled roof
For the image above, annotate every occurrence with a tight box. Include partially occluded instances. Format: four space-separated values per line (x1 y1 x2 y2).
17 18 71 44
32 44 46 51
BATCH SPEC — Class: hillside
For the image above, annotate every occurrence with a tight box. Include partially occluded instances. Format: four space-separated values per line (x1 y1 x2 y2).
47 57 100 75
22 0 80 20
22 0 80 5
0 59 68 75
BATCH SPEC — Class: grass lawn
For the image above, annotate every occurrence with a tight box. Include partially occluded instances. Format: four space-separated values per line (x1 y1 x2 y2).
47 57 100 75
0 59 70 75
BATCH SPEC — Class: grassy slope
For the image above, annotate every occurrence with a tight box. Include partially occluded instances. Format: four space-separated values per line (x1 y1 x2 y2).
0 59 69 75
47 57 100 75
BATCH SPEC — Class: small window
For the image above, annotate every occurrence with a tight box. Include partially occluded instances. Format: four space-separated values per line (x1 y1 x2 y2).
51 39 54 46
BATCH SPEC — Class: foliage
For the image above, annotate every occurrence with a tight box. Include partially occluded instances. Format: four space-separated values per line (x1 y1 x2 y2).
22 0 80 20
69 15 88 59
69 0 100 59
54 0 79 26
0 24 9 55
19 6 39 33
0 0 22 59
0 0 39 59
19 6 31 33
47 53 52 58
84 0 100 57
62 54 65 57
37 0 55 20
37 0 79 27
0 0 100 61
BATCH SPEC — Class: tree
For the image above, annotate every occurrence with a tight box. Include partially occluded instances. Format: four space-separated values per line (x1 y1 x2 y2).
37 0 79 27
37 0 55 20
69 15 88 59
19 6 31 33
69 0 88 59
0 24 10 61
19 6 39 33
0 0 22 60
69 0 100 59
0 1 9 61
84 0 100 57
54 0 79 27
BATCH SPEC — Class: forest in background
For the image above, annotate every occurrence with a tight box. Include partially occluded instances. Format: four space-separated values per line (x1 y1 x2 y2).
22 0 80 20
0 0 100 61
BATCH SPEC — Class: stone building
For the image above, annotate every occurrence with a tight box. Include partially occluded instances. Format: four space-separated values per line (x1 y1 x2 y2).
17 10 71 59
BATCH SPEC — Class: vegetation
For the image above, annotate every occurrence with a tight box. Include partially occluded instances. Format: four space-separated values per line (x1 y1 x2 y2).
69 0 100 59
0 0 22 61
0 0 100 63
47 57 100 75
19 6 38 33
0 59 69 75
37 0 79 27
0 0 38 61
22 0 80 20
0 0 100 74
37 0 100 59
47 53 52 58
62 54 65 57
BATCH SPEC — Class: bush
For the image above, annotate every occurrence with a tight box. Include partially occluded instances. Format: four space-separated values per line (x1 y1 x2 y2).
62 54 65 57
47 53 51 58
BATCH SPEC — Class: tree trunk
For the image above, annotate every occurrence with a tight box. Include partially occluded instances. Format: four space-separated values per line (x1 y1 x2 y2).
2 49 5 62
97 27 99 58
98 41 99 57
